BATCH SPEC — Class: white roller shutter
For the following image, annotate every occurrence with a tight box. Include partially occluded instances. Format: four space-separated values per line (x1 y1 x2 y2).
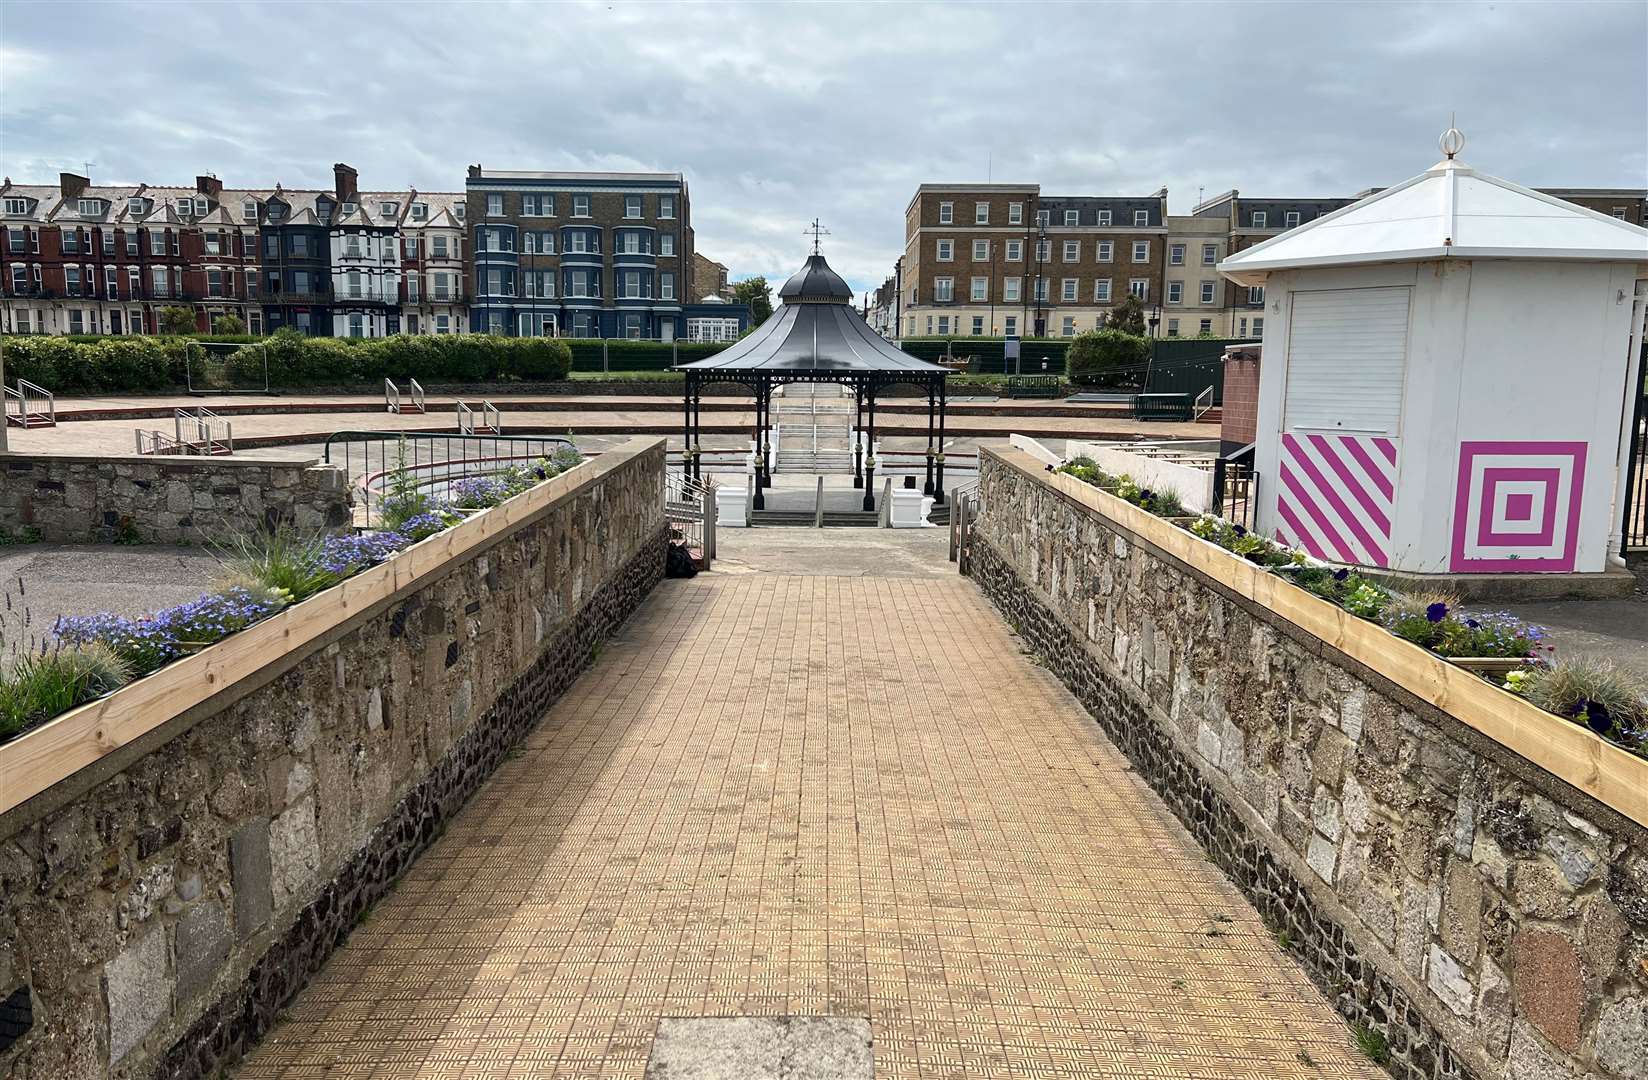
1282 287 1411 435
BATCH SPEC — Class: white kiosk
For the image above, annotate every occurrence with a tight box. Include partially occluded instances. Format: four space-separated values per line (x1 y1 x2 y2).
1219 129 1648 581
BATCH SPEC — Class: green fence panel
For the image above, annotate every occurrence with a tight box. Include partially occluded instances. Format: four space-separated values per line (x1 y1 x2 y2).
1145 338 1248 404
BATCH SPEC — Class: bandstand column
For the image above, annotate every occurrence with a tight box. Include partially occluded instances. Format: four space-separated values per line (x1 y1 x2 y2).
861 380 878 512
923 377 936 496
852 381 865 489
933 377 948 505
753 381 768 508
691 380 704 481
681 373 694 480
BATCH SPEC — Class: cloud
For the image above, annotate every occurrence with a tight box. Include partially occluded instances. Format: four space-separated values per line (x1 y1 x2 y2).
1 0 1642 295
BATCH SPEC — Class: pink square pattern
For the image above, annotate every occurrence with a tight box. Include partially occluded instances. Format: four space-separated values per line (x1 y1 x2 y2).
1451 441 1587 573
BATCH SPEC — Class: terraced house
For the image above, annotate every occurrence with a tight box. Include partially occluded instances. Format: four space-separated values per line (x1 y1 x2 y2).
467 167 738 340
0 172 263 335
900 183 1169 339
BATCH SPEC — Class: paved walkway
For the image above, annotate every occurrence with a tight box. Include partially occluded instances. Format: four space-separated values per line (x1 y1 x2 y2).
237 565 1377 1078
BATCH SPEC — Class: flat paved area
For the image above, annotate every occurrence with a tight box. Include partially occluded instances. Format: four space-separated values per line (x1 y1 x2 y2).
1503 593 1648 680
5 394 1212 457
238 553 1375 1077
0 544 218 657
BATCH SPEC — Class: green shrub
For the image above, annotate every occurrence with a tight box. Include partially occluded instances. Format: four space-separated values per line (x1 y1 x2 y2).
1066 329 1150 388
0 643 130 742
212 529 344 602
157 306 197 335
1516 656 1647 752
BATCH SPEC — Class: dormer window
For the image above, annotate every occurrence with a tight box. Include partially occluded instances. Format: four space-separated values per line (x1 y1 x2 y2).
453 204 465 220
380 201 398 217
1252 211 1268 227
411 203 427 220
242 200 258 222
195 196 208 216
127 197 146 216
342 202 357 216
176 198 193 215
2 197 29 215
77 198 103 217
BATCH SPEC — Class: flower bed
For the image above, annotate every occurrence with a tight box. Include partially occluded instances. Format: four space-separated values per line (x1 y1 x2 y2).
0 449 585 749
1051 458 1647 760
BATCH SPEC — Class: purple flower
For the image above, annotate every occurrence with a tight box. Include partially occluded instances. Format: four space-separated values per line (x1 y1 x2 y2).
318 531 409 576
1426 602 1449 623
1332 568 1349 582
1465 618 1480 629
1232 524 1247 538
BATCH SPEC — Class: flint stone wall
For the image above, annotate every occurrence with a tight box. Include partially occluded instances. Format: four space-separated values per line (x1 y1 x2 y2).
969 446 1647 1080
0 453 353 543
0 439 668 1080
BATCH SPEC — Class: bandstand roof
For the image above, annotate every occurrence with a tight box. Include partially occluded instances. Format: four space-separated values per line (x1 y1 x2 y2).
1220 128 1648 286
677 254 948 376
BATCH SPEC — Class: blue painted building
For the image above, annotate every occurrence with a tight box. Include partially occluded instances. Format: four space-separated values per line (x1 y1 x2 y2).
464 167 748 340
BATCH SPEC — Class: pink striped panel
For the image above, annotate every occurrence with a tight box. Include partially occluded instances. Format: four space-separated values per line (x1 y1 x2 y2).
1277 432 1398 567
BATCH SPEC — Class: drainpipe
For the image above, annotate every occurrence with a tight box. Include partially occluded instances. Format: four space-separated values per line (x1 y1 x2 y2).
1607 280 1648 567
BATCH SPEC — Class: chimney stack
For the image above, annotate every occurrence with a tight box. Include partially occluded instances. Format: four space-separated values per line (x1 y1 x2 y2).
333 163 359 202
59 172 89 200
195 174 223 199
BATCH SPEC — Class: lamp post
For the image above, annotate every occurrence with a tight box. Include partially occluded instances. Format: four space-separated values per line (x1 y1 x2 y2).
1149 305 1161 338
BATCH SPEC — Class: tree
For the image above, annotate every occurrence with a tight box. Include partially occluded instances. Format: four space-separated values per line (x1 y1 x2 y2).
733 277 774 326
158 306 197 336
1108 294 1147 337
211 313 246 335
1065 329 1151 389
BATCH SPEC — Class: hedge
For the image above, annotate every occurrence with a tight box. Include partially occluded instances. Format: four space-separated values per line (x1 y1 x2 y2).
561 338 733 372
0 331 573 392
1065 330 1152 389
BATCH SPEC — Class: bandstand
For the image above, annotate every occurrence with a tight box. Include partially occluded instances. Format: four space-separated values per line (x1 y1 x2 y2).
675 251 951 512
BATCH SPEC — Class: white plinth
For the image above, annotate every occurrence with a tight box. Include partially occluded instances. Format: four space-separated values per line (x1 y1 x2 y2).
889 489 933 528
716 486 748 528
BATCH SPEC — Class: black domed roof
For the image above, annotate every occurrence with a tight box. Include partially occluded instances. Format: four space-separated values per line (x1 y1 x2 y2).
777 254 853 304
676 252 948 376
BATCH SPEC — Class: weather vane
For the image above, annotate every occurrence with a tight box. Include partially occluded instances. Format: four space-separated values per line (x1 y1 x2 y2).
804 218 830 255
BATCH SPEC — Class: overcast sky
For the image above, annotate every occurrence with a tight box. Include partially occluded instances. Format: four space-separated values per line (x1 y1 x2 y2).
2 0 1644 296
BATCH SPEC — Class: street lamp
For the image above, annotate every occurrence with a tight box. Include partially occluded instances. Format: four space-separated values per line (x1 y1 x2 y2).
1148 304 1161 338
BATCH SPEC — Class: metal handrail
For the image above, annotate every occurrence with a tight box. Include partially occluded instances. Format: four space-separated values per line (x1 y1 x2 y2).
172 406 233 454
323 430 577 527
384 379 400 413
410 378 426 414
135 429 189 455
1193 385 1215 421
4 379 56 428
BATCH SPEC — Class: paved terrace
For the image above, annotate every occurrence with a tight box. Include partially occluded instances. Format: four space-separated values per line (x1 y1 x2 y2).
237 530 1377 1078
0 392 1214 457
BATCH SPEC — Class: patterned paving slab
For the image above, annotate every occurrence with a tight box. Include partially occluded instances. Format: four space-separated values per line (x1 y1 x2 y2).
236 574 1381 1079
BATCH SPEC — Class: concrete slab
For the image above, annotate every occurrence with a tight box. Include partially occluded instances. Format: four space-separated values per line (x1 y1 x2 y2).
645 1016 874 1080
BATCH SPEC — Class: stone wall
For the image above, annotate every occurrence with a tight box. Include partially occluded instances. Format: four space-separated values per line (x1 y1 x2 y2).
0 453 354 543
0 438 668 1080
967 445 1647 1080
